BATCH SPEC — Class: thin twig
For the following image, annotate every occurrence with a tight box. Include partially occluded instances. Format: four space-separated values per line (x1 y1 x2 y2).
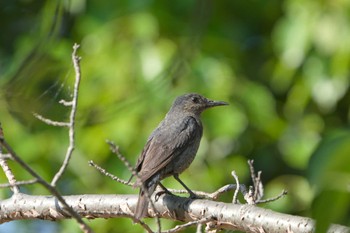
132 218 153 233
33 113 70 127
256 189 288 204
0 122 3 139
0 153 12 160
88 160 132 186
106 140 135 175
244 186 255 204
248 160 256 187
231 171 240 204
166 183 248 201
196 223 202 233
248 160 263 202
0 158 20 193
254 170 263 201
0 179 38 188
51 43 82 186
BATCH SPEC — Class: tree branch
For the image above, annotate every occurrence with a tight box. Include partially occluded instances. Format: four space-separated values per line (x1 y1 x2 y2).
0 194 348 233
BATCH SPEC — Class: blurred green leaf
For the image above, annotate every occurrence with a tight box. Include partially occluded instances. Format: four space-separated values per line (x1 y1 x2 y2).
308 130 350 231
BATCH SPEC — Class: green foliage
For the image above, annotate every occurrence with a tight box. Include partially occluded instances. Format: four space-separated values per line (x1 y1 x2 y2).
0 0 349 232
309 130 350 231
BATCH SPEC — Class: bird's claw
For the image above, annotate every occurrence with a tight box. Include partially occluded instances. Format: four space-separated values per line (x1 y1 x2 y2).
189 192 200 199
155 190 173 201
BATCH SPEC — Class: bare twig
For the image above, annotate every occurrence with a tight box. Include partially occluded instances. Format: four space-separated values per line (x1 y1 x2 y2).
59 99 73 106
256 189 288 204
162 184 247 201
106 140 135 176
0 153 12 160
0 179 38 188
0 122 3 139
33 113 70 127
132 218 153 233
244 186 255 204
88 160 131 186
248 160 264 202
248 160 256 185
254 170 263 201
51 43 82 186
231 171 240 204
0 158 20 194
0 124 19 194
196 223 202 233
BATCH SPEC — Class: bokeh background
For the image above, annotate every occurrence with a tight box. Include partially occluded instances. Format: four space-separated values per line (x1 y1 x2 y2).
0 1 349 232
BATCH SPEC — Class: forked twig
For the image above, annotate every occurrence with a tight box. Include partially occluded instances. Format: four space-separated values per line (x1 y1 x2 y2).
51 43 82 186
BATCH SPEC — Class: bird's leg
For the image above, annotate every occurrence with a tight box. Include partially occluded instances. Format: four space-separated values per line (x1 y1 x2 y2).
158 183 172 194
127 174 134 184
173 174 198 198
155 183 173 201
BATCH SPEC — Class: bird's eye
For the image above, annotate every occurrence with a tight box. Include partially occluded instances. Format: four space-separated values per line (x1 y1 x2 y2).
191 96 199 103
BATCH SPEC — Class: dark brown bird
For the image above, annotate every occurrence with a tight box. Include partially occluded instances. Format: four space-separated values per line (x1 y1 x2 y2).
133 93 228 219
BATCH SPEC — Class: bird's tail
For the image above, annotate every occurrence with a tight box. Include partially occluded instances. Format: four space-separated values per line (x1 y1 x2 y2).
135 188 149 219
134 178 158 219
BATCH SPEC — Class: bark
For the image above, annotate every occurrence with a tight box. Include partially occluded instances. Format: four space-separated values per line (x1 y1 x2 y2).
0 193 348 233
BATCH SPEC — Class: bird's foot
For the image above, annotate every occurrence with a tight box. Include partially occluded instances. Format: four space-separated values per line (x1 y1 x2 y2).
188 191 201 199
155 189 173 201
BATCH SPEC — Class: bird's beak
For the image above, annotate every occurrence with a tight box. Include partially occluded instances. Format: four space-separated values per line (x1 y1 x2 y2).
205 99 229 108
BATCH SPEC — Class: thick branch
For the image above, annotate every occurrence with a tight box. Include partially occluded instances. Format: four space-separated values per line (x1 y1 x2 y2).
0 194 348 233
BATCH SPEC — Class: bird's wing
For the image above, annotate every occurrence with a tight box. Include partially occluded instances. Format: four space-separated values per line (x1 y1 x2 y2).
136 116 200 183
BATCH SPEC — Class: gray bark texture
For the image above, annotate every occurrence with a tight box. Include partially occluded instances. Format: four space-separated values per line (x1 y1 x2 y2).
0 193 348 233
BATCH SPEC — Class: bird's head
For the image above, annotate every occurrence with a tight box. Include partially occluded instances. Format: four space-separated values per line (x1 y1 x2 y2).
170 93 228 115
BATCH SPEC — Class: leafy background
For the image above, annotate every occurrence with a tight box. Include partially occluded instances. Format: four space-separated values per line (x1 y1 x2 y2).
0 0 349 232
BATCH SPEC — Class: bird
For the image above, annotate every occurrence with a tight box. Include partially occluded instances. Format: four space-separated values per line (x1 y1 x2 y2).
132 93 228 219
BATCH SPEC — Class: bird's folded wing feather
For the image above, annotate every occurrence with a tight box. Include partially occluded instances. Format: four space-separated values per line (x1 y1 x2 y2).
136 116 199 183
